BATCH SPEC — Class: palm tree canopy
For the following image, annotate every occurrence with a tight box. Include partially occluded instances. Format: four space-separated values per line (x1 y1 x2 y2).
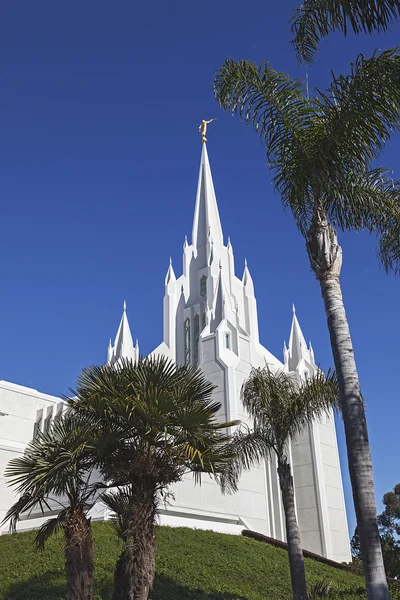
3 415 99 547
224 368 338 488
291 0 400 64
214 52 400 266
68 356 239 492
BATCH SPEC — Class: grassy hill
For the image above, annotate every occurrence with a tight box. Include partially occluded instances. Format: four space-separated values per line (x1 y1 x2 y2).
0 522 398 600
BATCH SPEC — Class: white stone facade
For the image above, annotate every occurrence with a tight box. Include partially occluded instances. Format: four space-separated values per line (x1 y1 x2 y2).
0 143 351 563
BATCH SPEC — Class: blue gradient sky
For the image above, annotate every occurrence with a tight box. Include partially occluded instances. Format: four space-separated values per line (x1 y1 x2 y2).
1 0 399 535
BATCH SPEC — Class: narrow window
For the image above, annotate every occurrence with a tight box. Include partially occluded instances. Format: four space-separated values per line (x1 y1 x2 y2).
201 310 206 331
225 333 230 349
193 314 200 364
200 275 207 298
184 318 191 364
33 409 43 439
54 402 64 422
44 406 53 433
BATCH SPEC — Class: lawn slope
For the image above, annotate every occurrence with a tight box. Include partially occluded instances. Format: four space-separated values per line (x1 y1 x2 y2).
0 522 398 600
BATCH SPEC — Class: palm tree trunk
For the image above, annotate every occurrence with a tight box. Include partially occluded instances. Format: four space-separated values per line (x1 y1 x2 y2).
114 487 157 600
278 457 309 600
64 511 94 600
307 215 390 600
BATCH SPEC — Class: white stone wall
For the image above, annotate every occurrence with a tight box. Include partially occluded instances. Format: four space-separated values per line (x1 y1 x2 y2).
0 381 63 532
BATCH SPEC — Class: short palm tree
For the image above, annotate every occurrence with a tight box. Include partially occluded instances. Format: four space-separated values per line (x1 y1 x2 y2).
227 367 338 600
214 51 400 600
68 356 238 600
101 488 135 600
3 415 99 600
291 0 400 63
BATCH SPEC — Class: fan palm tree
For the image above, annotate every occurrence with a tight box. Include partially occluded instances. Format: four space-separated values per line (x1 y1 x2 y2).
226 367 338 600
291 0 400 63
3 415 99 600
68 355 238 600
214 51 400 600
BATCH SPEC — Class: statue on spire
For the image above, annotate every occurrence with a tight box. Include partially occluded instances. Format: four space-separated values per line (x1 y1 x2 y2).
199 118 217 143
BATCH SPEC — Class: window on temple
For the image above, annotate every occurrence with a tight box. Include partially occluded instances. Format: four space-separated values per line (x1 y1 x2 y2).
225 333 230 350
54 402 64 422
184 318 191 364
193 314 200 364
33 409 43 439
200 275 207 298
201 310 206 331
44 406 53 433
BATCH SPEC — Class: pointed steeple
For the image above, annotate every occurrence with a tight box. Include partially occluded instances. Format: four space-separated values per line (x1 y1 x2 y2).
309 340 315 364
165 257 176 287
287 305 309 371
283 340 289 368
192 144 223 252
242 259 254 295
107 338 113 363
107 301 139 365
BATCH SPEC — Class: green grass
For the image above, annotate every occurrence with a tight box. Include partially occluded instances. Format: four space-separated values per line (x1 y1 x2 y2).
0 522 398 600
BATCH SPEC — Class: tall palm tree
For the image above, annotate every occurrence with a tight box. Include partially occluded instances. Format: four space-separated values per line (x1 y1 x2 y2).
3 415 99 600
291 0 400 63
214 51 400 600
68 356 238 600
226 367 338 600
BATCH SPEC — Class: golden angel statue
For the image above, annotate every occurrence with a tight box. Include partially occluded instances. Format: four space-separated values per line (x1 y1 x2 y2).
199 118 217 143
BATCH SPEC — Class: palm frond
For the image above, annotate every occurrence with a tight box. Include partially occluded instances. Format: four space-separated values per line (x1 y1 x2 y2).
378 221 400 274
34 508 69 549
218 426 269 493
2 493 50 532
291 0 400 64
239 367 338 461
322 167 400 233
101 488 133 541
214 59 309 165
314 50 400 175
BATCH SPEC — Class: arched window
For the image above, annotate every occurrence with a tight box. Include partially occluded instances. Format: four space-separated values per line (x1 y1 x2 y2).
184 318 191 365
193 314 200 364
200 275 207 298
225 333 230 350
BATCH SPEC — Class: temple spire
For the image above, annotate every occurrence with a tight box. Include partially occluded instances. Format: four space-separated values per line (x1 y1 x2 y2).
242 259 254 294
191 144 223 252
287 305 309 371
107 301 139 365
165 258 176 287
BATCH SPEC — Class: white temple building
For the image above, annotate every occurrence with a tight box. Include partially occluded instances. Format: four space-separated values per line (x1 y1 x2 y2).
0 142 351 563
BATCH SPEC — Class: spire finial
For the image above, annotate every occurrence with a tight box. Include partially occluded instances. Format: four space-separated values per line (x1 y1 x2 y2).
169 256 172 265
292 303 296 314
244 258 248 267
198 118 217 143
123 300 127 311
219 258 222 270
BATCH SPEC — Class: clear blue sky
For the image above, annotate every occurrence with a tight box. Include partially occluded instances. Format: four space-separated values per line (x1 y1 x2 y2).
1 0 399 536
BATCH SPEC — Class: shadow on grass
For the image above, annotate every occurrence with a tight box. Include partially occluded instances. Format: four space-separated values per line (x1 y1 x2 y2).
151 573 250 599
6 571 250 600
4 569 66 600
